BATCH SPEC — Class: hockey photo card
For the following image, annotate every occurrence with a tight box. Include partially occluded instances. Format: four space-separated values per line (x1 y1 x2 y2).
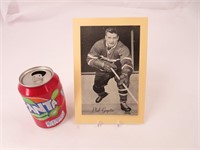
73 18 148 124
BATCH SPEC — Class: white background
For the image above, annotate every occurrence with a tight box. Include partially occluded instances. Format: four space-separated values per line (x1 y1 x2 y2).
0 1 199 150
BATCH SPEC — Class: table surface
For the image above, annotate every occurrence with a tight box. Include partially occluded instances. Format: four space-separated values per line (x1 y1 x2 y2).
1 2 199 150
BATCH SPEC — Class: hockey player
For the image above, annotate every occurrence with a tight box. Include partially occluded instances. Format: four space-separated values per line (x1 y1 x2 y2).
86 27 133 113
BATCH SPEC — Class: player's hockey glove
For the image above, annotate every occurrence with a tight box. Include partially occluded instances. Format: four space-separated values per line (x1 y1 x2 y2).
103 61 117 72
118 73 130 86
93 59 117 72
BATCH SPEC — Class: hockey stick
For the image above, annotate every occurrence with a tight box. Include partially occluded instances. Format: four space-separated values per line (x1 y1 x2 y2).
110 68 138 104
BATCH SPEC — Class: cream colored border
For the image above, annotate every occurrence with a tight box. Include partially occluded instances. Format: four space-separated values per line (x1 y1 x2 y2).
73 18 148 124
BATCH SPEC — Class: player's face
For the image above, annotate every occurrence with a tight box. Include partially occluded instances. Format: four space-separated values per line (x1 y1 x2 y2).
105 32 119 48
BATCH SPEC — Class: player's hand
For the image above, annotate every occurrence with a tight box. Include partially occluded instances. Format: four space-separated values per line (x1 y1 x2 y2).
103 61 117 72
118 73 129 86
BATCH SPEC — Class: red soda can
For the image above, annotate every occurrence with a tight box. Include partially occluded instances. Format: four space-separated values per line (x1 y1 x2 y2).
18 66 67 128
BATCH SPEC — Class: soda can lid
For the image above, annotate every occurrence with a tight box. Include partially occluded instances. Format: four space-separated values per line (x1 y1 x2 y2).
19 66 54 87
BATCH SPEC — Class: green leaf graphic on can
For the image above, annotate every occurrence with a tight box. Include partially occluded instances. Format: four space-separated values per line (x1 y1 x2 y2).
31 112 49 120
51 89 59 100
35 115 49 120
49 106 59 117
23 97 35 104
31 112 48 118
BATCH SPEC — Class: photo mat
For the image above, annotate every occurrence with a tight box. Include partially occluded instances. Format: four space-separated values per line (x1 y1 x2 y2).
74 18 148 124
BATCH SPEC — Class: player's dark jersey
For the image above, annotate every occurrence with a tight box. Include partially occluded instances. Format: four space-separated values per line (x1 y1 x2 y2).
87 39 133 73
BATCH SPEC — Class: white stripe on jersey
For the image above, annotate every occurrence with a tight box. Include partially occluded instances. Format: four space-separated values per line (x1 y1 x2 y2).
121 64 134 70
121 57 133 62
88 54 98 59
88 59 95 66
100 55 120 62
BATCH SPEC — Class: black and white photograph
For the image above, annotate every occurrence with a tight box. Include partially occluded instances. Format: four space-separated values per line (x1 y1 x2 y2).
80 26 140 115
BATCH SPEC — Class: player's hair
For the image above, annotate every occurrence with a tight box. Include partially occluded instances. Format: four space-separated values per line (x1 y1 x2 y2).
105 27 118 36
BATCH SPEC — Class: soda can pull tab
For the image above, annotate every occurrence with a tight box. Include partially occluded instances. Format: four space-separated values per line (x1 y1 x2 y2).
31 71 46 83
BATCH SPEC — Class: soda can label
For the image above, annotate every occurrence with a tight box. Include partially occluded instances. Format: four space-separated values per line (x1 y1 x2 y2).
18 66 67 128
